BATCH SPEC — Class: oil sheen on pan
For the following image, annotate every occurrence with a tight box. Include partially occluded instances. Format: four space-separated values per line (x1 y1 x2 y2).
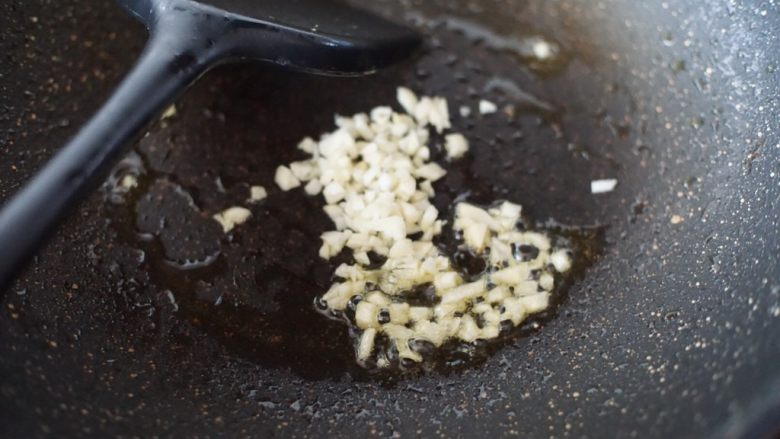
104 19 605 380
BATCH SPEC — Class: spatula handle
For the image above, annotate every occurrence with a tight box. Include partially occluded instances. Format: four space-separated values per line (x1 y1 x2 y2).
0 30 210 291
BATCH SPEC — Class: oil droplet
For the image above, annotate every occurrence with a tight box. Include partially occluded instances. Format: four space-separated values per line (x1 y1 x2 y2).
441 17 569 76
483 77 557 114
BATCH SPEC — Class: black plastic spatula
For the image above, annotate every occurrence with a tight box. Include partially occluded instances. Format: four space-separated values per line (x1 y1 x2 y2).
0 0 420 290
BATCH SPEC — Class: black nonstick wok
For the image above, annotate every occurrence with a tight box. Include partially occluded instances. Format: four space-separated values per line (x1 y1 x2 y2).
1 0 779 438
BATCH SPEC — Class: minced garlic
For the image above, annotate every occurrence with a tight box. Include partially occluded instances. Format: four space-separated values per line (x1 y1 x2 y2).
248 185 267 203
213 207 252 233
277 87 572 368
479 99 498 115
444 133 469 160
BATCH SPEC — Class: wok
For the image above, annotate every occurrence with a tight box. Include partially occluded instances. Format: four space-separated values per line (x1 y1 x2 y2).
1 0 779 437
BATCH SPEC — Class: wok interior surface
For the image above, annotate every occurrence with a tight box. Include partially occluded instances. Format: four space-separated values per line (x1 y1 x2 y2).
1 0 779 437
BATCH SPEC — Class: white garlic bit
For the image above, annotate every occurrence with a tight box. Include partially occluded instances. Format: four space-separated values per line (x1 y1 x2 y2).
444 133 469 160
275 165 301 191
160 104 177 120
550 249 573 273
357 328 377 362
213 207 252 233
590 179 618 194
396 87 419 115
248 185 267 203
120 174 138 190
479 99 498 115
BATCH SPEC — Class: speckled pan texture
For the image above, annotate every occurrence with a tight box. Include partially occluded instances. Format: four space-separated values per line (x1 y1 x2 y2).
1 0 779 438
